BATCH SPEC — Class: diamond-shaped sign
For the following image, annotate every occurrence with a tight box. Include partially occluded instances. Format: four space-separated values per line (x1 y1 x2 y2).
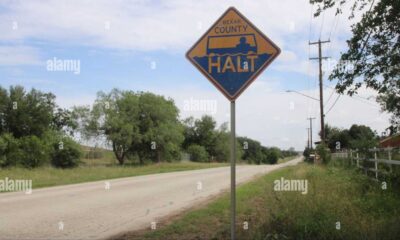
186 7 281 101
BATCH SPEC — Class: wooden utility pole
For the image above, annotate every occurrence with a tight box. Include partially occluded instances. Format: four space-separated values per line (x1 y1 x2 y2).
309 39 330 144
307 117 316 149
306 128 310 149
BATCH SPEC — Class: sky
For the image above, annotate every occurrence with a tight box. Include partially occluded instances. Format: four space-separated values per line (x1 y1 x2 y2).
0 0 390 150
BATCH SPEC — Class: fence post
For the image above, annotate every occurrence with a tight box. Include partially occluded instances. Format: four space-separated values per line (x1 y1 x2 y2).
356 151 359 168
350 150 353 166
388 148 393 173
374 148 378 180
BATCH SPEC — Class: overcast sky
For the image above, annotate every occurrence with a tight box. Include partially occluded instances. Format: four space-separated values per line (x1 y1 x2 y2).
0 0 390 150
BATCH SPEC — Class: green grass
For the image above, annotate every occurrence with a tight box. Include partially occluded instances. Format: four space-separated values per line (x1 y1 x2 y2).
122 163 400 240
0 162 228 192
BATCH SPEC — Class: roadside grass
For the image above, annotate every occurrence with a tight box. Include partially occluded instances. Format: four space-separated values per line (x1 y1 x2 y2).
0 162 229 192
122 163 400 240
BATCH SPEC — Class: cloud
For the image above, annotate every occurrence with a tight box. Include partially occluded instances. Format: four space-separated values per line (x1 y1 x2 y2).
0 0 353 51
0 0 363 78
0 46 41 65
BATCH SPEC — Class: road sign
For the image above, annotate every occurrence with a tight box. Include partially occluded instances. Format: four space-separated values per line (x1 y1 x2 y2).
186 7 280 240
186 7 281 101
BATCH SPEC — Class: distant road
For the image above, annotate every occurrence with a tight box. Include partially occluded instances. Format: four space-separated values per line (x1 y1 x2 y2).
0 157 302 240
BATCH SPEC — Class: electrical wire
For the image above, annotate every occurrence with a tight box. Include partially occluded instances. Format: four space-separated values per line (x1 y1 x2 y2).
325 95 341 115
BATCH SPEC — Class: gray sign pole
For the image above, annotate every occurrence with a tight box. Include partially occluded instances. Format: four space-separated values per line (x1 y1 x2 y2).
230 101 236 240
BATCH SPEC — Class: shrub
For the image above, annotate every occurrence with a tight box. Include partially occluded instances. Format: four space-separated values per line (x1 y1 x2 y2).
187 144 209 162
51 137 82 168
316 143 331 164
267 148 280 164
18 135 50 168
0 135 7 166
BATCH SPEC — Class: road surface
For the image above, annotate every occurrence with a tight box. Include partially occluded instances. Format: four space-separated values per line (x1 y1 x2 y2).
0 157 302 240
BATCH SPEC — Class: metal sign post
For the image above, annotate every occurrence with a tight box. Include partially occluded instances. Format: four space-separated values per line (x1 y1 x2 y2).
186 7 280 239
230 100 236 240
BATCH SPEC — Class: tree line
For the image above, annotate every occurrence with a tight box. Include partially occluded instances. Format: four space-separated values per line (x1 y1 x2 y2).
303 123 379 163
0 86 81 168
0 86 296 168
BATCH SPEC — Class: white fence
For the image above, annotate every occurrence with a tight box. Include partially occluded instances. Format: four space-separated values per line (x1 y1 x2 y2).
332 147 400 180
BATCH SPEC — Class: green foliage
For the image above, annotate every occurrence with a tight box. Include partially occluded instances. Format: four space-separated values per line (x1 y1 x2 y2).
187 144 209 162
324 124 378 153
311 0 400 133
182 115 245 162
324 124 351 150
51 137 82 168
0 85 81 169
75 89 184 165
266 147 281 164
214 132 243 162
182 115 217 157
0 133 50 168
237 137 263 164
348 124 378 152
0 86 59 137
316 143 331 164
18 135 50 168
0 133 22 167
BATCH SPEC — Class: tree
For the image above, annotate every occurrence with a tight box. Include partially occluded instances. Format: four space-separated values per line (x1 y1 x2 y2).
266 147 281 164
238 137 263 164
311 0 400 133
51 137 82 168
75 89 183 165
1 86 57 138
0 85 81 168
322 123 378 152
182 115 217 159
213 129 242 162
348 124 378 151
135 92 184 163
323 124 351 151
187 144 209 162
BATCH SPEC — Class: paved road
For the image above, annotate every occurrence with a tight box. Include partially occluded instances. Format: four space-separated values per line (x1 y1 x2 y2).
0 157 302 240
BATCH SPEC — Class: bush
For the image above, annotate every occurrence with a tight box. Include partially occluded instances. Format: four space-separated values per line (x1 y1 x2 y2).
19 135 50 168
316 143 331 164
187 144 209 162
267 148 280 164
51 137 82 168
0 135 7 166
0 133 22 167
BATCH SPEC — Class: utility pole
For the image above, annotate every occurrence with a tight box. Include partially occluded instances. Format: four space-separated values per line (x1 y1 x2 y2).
307 117 316 149
306 128 310 149
309 39 330 144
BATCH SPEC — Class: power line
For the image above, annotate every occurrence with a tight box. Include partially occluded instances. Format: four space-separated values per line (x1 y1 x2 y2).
325 95 341 115
325 88 336 105
325 85 381 108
